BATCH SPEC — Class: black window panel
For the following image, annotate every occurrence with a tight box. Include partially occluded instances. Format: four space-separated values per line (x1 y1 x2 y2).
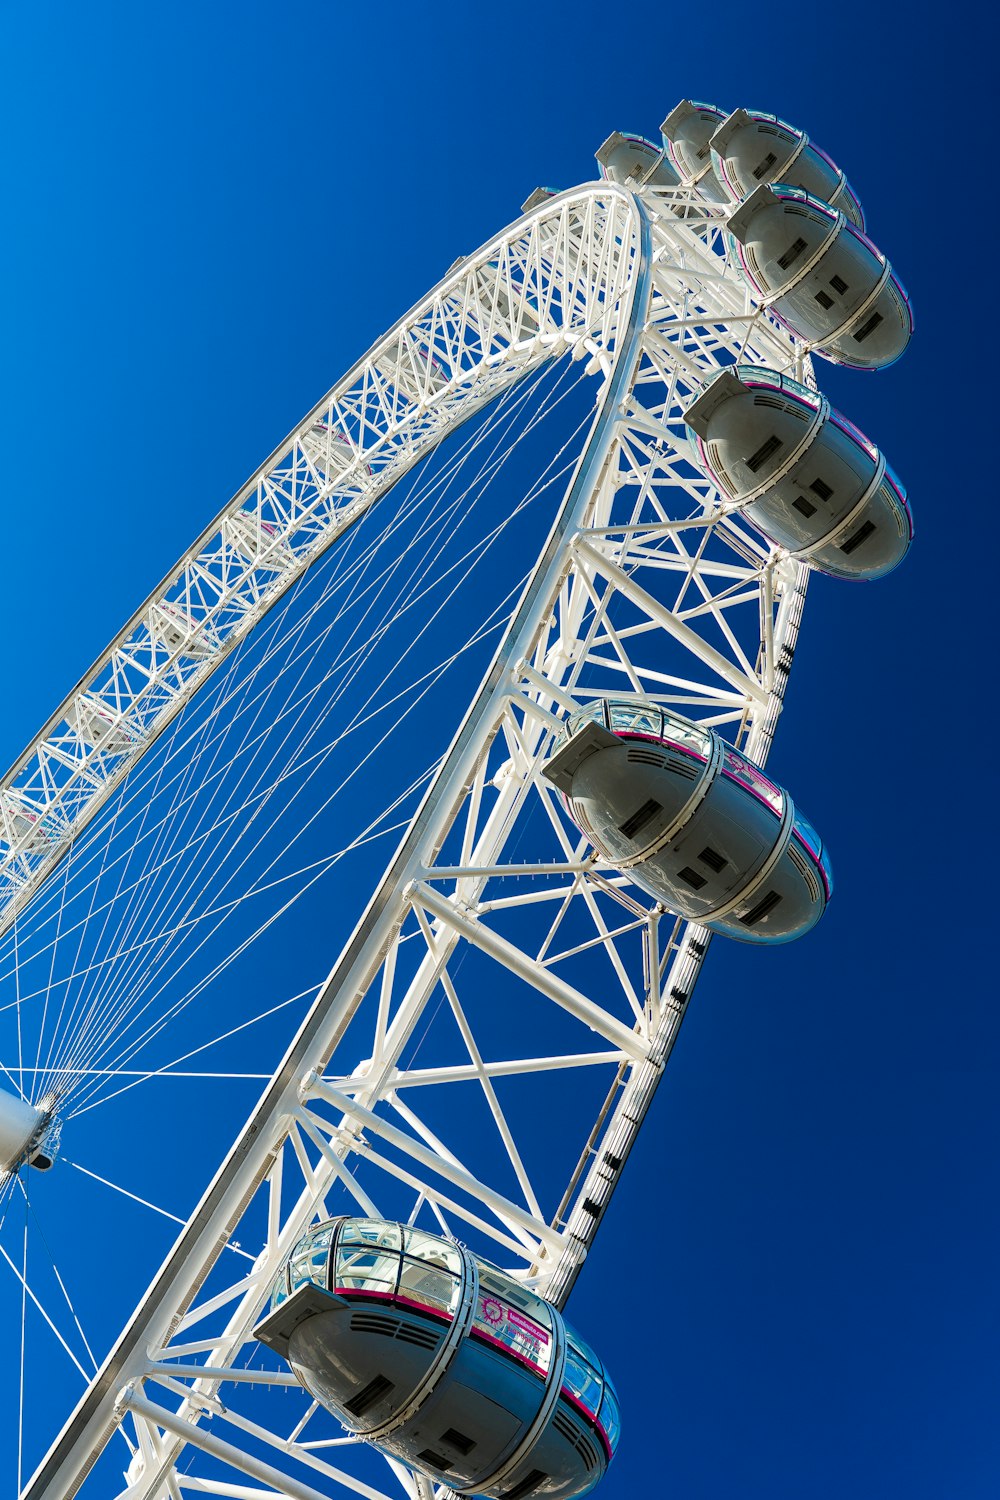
678 865 707 890
699 846 728 872
777 236 807 270
345 1373 394 1416
441 1429 477 1455
840 519 876 554
810 477 833 501
507 1472 549 1500
830 273 848 294
746 434 783 473
739 889 783 926
417 1450 452 1472
752 151 778 180
618 798 661 840
793 495 817 517
853 310 884 342
814 289 834 309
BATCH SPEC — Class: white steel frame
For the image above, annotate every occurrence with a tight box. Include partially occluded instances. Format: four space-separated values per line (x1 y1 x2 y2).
19 179 815 1499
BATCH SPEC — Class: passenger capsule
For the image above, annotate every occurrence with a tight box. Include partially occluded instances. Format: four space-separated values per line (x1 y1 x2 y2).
727 184 912 368
596 131 679 189
660 99 730 203
709 109 864 227
542 699 832 944
684 366 912 579
255 1217 620 1500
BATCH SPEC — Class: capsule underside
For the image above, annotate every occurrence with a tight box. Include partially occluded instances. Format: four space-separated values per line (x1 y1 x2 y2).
730 190 912 368
689 374 910 578
288 1310 602 1498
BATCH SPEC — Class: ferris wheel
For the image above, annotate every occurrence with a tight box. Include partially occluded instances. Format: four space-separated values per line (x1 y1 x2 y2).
0 98 913 1500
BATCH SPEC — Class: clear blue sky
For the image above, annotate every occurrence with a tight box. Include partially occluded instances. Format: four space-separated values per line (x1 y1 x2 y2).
1 2 994 1497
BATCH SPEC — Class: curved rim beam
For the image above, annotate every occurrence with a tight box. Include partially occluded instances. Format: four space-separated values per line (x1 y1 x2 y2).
0 185 643 940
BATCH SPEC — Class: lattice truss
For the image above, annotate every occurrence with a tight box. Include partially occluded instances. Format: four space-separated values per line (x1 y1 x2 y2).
25 183 816 1499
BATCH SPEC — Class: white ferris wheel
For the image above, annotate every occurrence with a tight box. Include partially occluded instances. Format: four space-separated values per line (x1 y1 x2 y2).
0 99 912 1500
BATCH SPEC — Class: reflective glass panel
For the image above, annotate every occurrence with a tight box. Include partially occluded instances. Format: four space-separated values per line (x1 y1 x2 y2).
339 1219 401 1252
658 709 714 758
792 808 823 862
563 1345 603 1419
736 366 816 408
883 462 908 506
819 845 834 896
288 1226 335 1295
600 1380 622 1452
334 1239 400 1296
399 1228 462 1274
565 698 714 759
397 1257 461 1316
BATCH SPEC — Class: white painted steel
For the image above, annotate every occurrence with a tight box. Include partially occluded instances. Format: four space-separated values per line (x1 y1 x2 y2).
18 176 816 1499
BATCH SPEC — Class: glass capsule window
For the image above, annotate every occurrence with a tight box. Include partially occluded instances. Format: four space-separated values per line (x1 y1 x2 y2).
565 699 714 760
771 184 839 224
288 1223 336 1296
324 1220 464 1317
734 365 820 411
792 809 834 897
883 462 910 519
473 1265 555 1375
334 1220 403 1298
563 1336 603 1417
563 1322 621 1454
397 1229 463 1317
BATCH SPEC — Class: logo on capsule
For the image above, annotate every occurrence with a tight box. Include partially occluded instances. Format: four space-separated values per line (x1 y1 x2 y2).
480 1296 504 1326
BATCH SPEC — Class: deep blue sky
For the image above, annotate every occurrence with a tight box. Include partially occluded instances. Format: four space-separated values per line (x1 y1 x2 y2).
1 2 995 1497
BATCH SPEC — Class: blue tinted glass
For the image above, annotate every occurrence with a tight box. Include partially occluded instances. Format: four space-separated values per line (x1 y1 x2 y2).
600 1379 622 1452
792 808 823 861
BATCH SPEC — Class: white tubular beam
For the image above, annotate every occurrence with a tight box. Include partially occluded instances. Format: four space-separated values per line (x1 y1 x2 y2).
300 1079 564 1254
573 535 770 706
409 882 650 1062
120 1391 392 1500
146 1363 300 1387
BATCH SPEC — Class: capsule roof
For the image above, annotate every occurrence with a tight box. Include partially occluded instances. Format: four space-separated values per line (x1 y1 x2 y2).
709 108 865 227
